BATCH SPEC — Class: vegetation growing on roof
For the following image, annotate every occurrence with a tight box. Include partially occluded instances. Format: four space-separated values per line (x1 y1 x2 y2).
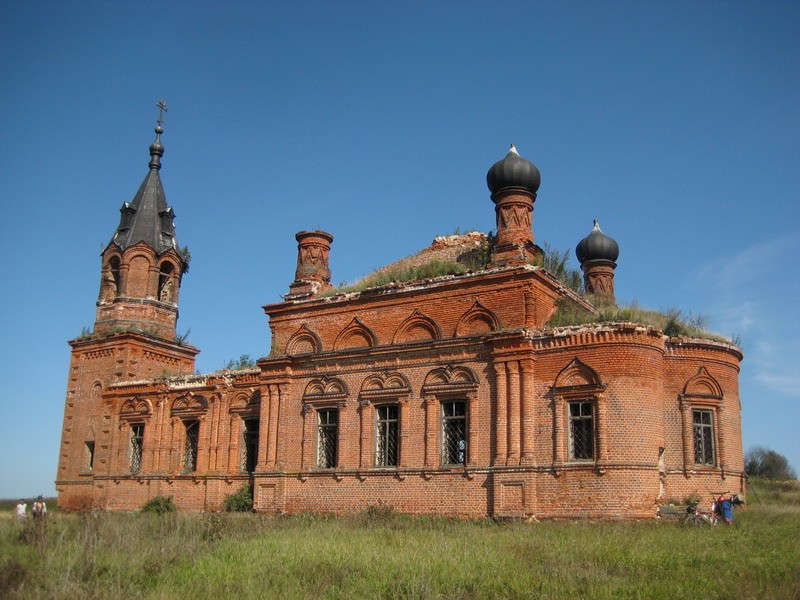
530 243 584 294
546 297 735 343
222 354 257 370
321 260 470 297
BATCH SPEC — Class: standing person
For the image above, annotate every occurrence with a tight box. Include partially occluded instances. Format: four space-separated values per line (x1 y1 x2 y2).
15 499 27 521
31 495 46 520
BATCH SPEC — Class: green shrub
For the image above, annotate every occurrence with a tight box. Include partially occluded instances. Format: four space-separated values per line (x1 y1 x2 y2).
223 485 253 512
141 495 176 515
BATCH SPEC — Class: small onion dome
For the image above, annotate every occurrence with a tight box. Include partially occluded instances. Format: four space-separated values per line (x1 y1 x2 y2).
148 125 165 170
487 145 541 194
576 219 619 264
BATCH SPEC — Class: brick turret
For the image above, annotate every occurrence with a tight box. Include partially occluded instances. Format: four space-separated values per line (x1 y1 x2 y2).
287 230 334 299
576 220 619 303
487 145 540 268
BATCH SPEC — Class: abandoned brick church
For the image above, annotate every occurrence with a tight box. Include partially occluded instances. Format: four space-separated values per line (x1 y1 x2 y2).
56 115 745 518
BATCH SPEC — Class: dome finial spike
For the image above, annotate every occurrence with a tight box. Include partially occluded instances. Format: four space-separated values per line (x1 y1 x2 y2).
148 100 167 170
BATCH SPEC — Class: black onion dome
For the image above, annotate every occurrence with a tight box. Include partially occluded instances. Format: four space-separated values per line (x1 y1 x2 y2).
576 219 619 263
487 145 541 194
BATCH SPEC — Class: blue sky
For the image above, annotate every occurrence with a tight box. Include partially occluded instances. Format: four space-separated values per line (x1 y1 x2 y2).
0 1 797 498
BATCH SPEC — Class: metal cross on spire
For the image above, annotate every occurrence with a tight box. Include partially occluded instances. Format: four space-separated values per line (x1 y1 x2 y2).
156 100 168 126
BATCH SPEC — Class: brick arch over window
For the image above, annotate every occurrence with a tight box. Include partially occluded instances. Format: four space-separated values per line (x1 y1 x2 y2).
334 317 377 350
303 376 349 402
359 371 412 400
393 309 441 344
421 364 479 396
553 358 603 389
120 396 152 421
171 393 209 419
286 325 322 355
229 389 261 415
454 301 499 337
392 309 442 344
551 358 607 467
682 366 723 398
679 366 725 472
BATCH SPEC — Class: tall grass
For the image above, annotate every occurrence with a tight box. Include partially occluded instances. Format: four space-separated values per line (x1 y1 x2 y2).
2 486 798 599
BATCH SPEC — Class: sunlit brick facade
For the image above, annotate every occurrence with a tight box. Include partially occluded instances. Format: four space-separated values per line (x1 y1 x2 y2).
56 132 744 518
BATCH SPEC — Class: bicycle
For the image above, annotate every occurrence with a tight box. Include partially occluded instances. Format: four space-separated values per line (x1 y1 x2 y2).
684 501 719 525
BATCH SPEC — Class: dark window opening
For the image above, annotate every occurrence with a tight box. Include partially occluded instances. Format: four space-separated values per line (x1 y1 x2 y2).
130 424 144 473
375 404 399 467
569 401 594 460
85 441 95 471
158 262 176 303
109 256 121 291
317 409 338 469
692 409 715 466
242 418 259 473
442 401 467 465
184 420 199 473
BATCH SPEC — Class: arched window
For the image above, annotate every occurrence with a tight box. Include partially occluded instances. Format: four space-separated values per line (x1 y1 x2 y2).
158 262 176 303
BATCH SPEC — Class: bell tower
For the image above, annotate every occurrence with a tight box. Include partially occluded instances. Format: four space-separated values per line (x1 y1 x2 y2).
56 103 199 510
95 100 186 339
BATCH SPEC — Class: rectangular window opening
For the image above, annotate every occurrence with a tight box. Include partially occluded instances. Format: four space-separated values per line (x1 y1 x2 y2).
375 404 399 467
130 424 144 474
569 401 594 461
85 441 95 471
692 409 715 466
183 420 199 473
442 400 467 466
317 408 338 469
242 418 259 473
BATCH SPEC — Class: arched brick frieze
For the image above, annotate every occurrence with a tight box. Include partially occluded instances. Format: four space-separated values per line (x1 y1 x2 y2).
551 358 607 469
334 317 377 350
454 301 499 337
421 365 479 468
360 371 412 399
393 309 441 344
682 366 723 399
679 367 725 474
120 396 153 421
286 324 322 355
170 393 209 418
303 376 349 402
229 389 261 415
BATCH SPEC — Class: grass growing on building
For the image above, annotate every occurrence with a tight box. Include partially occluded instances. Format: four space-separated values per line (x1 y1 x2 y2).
1 481 797 599
321 259 469 297
547 298 735 344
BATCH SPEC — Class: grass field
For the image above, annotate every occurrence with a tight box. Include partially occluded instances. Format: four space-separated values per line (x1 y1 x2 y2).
1 480 798 599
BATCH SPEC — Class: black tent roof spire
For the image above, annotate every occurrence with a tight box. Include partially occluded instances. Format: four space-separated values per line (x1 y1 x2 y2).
108 101 178 254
